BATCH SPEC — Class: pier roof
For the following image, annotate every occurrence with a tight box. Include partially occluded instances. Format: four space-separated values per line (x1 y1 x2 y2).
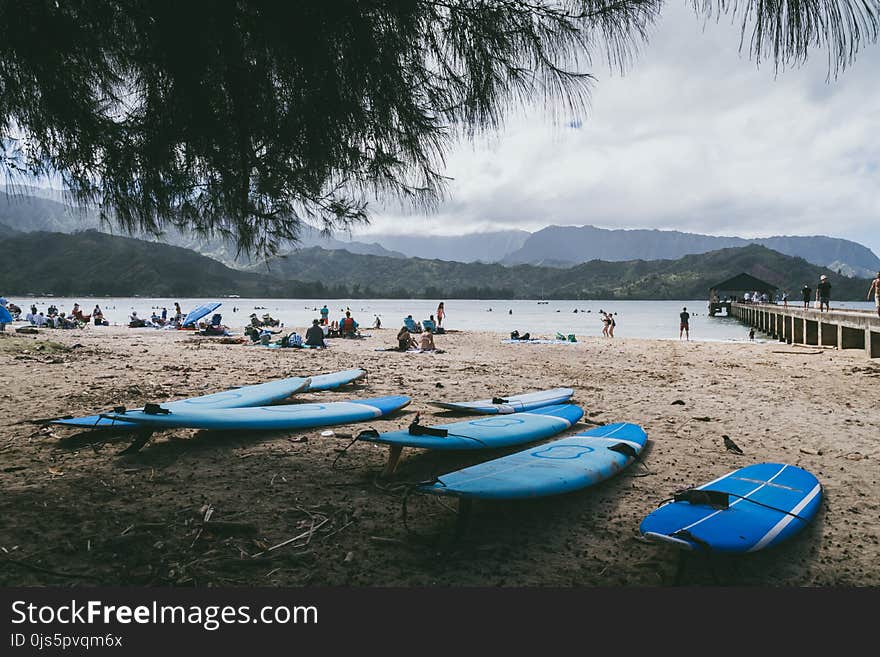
711 273 777 293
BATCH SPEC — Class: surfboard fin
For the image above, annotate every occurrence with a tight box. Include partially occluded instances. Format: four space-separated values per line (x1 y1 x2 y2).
143 403 171 415
673 489 730 509
408 413 448 437
608 442 637 459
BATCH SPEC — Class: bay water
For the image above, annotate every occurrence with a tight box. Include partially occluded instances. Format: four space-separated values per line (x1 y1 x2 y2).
11 296 877 342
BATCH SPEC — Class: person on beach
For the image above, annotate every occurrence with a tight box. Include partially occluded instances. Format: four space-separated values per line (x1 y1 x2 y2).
174 302 183 322
817 275 831 312
404 315 420 333
601 311 610 337
679 307 690 340
419 330 436 351
801 284 811 308
608 312 616 337
339 311 358 338
373 315 382 329
306 319 327 348
867 271 880 318
397 325 417 351
436 302 445 328
320 305 329 325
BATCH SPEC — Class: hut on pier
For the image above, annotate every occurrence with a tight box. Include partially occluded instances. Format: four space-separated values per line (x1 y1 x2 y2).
708 273 777 316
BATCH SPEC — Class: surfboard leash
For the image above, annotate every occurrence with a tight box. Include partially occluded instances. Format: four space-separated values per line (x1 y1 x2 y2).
408 414 491 448
331 429 378 470
662 488 809 522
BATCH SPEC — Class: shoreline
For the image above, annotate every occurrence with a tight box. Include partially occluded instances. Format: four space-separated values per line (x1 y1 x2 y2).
2 325 879 586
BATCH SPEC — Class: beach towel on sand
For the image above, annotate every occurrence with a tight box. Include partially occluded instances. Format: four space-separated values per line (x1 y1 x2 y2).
502 338 575 345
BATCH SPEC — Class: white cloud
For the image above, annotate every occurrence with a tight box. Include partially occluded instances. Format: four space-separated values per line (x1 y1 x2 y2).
363 5 880 255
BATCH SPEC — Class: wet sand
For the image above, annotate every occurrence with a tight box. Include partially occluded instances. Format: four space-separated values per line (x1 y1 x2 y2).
1 324 878 586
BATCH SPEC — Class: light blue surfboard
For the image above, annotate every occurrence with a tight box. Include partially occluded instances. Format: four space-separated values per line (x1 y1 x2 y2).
182 302 222 327
419 422 647 500
639 462 822 553
358 404 583 451
50 375 312 429
102 395 410 431
428 388 574 415
306 368 365 391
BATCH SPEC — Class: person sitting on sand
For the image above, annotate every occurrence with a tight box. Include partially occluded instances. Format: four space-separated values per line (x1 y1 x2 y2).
339 311 358 338
129 311 146 328
34 312 47 328
280 330 303 348
419 331 436 351
71 303 90 323
397 325 417 351
306 319 327 348
403 314 421 333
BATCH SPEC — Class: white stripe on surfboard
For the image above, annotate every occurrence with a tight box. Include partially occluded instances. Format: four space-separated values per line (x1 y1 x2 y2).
105 400 389 423
674 464 790 536
747 482 822 552
588 436 643 451
517 412 574 428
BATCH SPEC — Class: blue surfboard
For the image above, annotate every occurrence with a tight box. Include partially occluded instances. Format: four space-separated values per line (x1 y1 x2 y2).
358 404 583 451
639 462 822 553
306 368 365 391
419 422 647 500
428 388 574 415
50 375 312 429
182 302 222 327
102 395 410 431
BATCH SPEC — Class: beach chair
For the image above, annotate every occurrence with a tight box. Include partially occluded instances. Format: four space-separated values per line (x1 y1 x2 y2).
404 317 419 333
422 319 436 333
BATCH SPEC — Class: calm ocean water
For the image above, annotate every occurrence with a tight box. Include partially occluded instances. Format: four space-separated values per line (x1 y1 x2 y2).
11 296 877 342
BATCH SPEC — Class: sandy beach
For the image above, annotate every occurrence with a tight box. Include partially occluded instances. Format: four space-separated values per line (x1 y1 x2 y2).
1 324 878 587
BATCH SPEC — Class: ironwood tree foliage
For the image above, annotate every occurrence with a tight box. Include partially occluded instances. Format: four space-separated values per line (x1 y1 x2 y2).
1 1 878 255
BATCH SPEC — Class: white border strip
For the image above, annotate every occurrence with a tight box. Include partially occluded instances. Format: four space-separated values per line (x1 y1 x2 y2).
747 482 822 552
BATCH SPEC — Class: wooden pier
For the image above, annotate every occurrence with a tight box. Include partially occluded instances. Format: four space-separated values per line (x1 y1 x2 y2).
731 303 880 358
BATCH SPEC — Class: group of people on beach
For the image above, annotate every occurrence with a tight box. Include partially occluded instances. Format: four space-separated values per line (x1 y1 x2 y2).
600 310 616 337
18 302 109 329
392 302 446 351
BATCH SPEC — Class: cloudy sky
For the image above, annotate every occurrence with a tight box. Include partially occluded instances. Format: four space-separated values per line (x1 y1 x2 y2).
363 4 880 256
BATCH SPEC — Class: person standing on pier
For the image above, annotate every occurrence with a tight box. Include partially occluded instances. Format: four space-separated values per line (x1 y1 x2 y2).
817 275 831 312
801 284 812 308
868 271 880 318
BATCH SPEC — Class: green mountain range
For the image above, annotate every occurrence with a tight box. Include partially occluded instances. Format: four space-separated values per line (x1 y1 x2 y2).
0 230 347 297
0 230 869 300
258 243 871 300
0 229 872 300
